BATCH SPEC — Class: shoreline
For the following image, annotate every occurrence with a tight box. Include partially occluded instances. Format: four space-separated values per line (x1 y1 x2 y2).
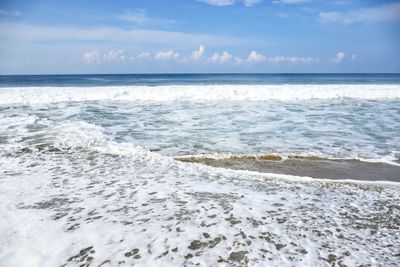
176 156 400 182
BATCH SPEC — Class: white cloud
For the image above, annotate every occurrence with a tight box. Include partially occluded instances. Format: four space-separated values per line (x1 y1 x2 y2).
198 0 235 6
234 57 243 64
319 2 400 24
83 51 101 64
286 57 314 63
330 52 345 63
351 54 357 62
155 50 180 60
82 49 317 66
247 50 266 62
209 51 233 63
268 56 285 63
191 45 205 60
268 56 315 63
0 23 245 47
243 0 262 7
103 50 125 62
83 50 126 64
137 52 151 59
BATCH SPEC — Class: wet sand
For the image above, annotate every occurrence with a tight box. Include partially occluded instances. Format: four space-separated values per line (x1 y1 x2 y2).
176 156 400 182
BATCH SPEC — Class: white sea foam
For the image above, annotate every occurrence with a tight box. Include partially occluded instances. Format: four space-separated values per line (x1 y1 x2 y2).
175 152 400 166
1 84 400 266
1 134 399 266
1 84 400 105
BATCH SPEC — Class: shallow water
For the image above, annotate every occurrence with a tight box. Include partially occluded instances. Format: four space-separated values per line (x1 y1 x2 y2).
0 74 400 266
175 156 400 182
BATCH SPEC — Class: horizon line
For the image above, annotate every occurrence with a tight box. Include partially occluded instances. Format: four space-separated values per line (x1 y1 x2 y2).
1 72 400 77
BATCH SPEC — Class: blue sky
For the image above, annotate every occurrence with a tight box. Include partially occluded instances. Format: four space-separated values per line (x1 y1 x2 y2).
0 0 399 74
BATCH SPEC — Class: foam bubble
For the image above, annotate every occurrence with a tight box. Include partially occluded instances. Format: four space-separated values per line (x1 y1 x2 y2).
1 140 399 266
1 84 400 106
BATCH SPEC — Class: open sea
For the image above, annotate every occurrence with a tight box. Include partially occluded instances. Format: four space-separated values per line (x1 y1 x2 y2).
0 74 399 266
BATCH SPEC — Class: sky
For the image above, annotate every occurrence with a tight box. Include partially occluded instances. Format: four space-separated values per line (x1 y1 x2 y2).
0 0 399 74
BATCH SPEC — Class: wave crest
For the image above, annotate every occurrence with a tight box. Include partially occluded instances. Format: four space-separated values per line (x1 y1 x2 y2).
1 84 400 105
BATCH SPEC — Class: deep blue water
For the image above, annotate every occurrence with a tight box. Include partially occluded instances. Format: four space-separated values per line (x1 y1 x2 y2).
1 73 400 87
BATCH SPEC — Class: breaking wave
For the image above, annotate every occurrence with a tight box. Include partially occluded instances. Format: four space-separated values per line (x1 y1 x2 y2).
1 84 400 105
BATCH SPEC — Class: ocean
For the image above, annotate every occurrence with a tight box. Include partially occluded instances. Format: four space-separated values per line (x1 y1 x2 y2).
0 74 399 266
